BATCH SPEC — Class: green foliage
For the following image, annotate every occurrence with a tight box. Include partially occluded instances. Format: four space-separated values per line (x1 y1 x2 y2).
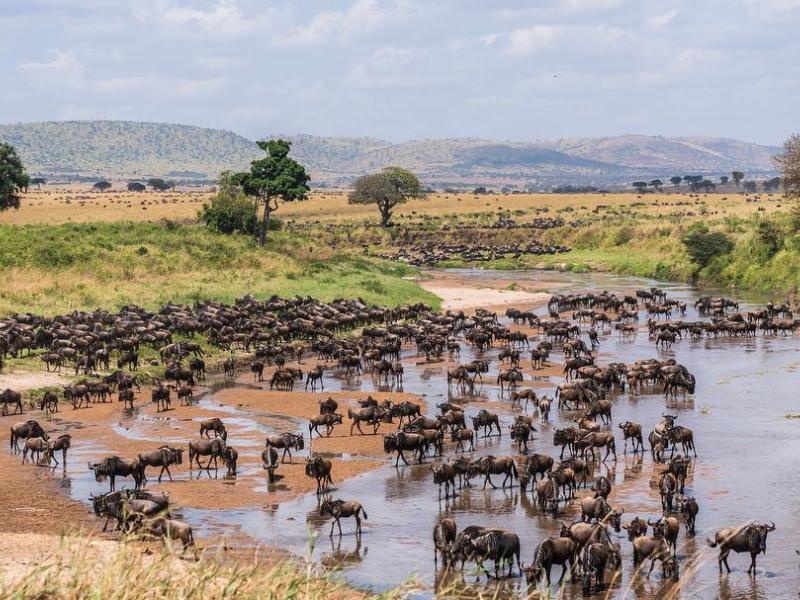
233 139 310 245
93 180 111 191
348 166 424 226
732 170 745 189
0 143 30 210
147 178 174 191
682 228 734 267
127 181 146 192
199 171 256 235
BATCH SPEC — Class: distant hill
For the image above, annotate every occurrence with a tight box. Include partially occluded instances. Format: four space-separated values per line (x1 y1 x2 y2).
0 120 780 188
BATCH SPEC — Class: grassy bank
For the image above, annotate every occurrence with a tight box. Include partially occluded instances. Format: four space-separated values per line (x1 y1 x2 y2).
0 222 439 315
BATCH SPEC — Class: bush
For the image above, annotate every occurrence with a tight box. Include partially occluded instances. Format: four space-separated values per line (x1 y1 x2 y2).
199 172 256 235
682 229 734 267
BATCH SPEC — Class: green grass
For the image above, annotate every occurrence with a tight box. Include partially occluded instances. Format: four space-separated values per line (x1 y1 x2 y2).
0 222 439 315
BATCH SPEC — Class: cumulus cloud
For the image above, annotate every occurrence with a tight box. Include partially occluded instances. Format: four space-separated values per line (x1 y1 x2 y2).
645 9 678 30
506 25 558 56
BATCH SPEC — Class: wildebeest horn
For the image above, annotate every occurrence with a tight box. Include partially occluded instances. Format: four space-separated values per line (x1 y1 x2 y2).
87 462 96 469
768 521 776 531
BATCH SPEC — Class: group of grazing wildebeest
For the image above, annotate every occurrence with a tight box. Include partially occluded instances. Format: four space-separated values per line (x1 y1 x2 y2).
0 288 789 590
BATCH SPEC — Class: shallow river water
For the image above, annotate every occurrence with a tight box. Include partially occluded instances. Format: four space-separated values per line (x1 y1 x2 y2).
68 270 800 599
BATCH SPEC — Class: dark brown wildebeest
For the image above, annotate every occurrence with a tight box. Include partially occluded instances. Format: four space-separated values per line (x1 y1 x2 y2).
261 446 279 482
665 425 697 457
199 418 227 440
89 456 144 491
618 421 644 454
633 528 678 580
118 388 135 410
653 516 681 557
464 529 521 580
510 388 537 410
305 365 325 391
47 433 72 467
383 431 428 466
622 517 649 541
591 475 612 499
318 396 338 414
584 399 613 425
576 432 617 462
22 437 51 465
150 382 171 412
349 405 390 436
223 357 236 379
471 409 501 438
0 388 23 416
497 367 523 392
433 517 457 566
138 446 184 483
320 499 368 536
521 453 553 485
524 537 579 586
389 401 421 426
450 427 475 453
265 432 305 463
187 438 227 471
432 462 458 499
140 516 198 559
579 496 621 525
510 421 533 453
39 391 59 415
469 455 517 489
678 496 699 534
250 361 264 382
305 456 333 494
707 522 775 574
581 542 621 595
309 413 343 438
666 455 691 493
224 446 238 477
10 420 47 452
438 409 466 433
658 472 678 512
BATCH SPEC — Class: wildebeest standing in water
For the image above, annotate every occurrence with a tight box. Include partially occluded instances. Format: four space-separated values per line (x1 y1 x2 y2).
707 522 775 574
319 499 368 536
89 456 144 491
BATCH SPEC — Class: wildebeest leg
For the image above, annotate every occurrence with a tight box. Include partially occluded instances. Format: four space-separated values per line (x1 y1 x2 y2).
748 552 757 575
646 557 657 578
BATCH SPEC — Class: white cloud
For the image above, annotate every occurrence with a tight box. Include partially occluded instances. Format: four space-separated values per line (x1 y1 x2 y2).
645 9 678 30
742 0 800 17
280 0 406 47
506 25 558 56
18 49 83 75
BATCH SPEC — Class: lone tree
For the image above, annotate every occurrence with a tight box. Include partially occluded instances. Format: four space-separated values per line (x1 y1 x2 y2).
650 179 663 191
127 181 146 192
720 175 729 185
670 176 682 189
632 181 648 193
348 166 424 227
731 171 745 190
93 180 112 192
233 139 310 246
0 143 30 210
147 178 174 192
775 133 800 197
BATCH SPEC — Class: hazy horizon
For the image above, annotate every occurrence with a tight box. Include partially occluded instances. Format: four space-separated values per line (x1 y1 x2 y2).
2 1 797 146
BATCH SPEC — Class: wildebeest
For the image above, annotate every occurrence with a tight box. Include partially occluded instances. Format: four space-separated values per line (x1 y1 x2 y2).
432 462 458 499
618 421 644 454
622 517 649 541
265 432 305 463
138 446 184 483
633 528 678 580
450 427 475 453
309 413 343 438
46 433 72 467
261 446 279 482
140 516 198 559
665 425 697 457
187 438 227 471
224 446 238 477
471 409 501 438
658 472 678 512
576 431 617 462
21 436 52 465
305 365 325 391
318 396 339 414
464 529 522 579
707 522 775 574
525 537 578 585
320 499 368 536
305 455 333 494
433 517 457 566
349 405 390 435
38 391 59 415
469 455 517 489
678 496 699 534
581 542 621 594
10 420 47 452
383 431 428 466
199 418 227 440
89 456 144 491
0 388 23 416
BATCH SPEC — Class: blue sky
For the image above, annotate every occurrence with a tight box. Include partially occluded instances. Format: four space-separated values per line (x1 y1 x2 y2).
1 0 797 144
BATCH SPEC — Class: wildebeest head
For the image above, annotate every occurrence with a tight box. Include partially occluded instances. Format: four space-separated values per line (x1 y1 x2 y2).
383 433 398 453
606 509 624 533
622 517 648 541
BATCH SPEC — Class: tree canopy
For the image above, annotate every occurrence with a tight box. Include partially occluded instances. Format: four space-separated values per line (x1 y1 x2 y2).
348 166 424 227
93 180 112 191
731 171 745 189
199 171 257 235
147 178 174 192
0 143 30 210
775 133 800 197
232 139 310 245
127 181 146 192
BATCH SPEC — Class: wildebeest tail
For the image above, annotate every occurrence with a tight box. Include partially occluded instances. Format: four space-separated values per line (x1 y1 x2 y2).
510 460 518 479
360 507 368 520
705 538 718 548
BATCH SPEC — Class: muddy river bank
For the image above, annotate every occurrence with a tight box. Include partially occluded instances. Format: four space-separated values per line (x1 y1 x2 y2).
3 269 800 599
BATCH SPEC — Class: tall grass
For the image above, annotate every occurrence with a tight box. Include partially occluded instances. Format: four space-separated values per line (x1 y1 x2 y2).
0 222 439 315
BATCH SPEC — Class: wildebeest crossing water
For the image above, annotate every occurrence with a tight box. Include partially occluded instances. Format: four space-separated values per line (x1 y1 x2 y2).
61 269 800 599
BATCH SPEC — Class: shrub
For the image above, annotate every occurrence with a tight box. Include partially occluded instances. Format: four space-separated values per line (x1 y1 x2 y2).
199 172 256 235
682 229 734 267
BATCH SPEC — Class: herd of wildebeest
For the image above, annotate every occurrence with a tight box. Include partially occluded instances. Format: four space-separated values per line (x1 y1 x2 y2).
2 287 796 592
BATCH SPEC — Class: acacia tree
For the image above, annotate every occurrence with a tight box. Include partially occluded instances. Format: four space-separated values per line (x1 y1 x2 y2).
348 167 423 227
93 180 112 191
775 133 800 197
233 139 310 246
731 171 745 190
127 181 146 192
0 143 30 210
670 176 682 189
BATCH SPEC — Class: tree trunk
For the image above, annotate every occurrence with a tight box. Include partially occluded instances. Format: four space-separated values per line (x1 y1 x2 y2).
258 203 272 246
252 196 261 243
380 203 392 227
